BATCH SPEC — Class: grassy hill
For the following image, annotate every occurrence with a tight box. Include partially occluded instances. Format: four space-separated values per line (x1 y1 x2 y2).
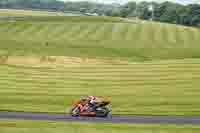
1 14 200 116
0 16 200 60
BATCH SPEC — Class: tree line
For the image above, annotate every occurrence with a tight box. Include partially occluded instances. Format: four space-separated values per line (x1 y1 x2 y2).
0 0 65 11
119 1 200 27
0 0 200 27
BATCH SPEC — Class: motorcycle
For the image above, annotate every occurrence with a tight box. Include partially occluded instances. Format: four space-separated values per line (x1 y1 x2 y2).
70 99 112 118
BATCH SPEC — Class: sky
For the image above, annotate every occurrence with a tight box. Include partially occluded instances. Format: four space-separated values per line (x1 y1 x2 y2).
59 0 200 4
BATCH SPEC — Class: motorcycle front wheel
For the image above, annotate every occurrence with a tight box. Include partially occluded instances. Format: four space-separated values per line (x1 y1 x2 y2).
95 107 112 118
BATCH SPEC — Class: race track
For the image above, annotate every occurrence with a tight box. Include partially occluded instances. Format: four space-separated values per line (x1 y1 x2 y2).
1 112 200 124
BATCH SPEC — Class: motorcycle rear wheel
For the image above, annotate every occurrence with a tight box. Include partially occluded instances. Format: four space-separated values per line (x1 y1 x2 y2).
70 107 80 117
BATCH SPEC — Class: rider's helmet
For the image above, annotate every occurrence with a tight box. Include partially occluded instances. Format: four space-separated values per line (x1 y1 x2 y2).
80 97 90 105
88 96 101 104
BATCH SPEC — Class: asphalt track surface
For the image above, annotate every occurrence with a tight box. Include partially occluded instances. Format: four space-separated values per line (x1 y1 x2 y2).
1 112 200 124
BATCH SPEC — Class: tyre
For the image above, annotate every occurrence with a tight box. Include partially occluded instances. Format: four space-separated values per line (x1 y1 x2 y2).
70 107 80 117
106 111 112 119
95 107 111 118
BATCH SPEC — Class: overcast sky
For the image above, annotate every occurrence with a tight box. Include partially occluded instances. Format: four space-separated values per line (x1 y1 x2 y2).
60 0 200 4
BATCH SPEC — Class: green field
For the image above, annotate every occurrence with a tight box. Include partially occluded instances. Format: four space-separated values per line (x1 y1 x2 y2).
0 58 200 116
0 16 200 60
0 9 65 16
1 11 200 116
1 119 200 133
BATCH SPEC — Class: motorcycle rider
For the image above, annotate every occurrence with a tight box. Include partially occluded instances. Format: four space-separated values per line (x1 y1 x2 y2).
78 96 101 114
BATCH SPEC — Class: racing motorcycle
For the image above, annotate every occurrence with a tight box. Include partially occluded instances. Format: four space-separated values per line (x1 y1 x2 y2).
70 99 112 118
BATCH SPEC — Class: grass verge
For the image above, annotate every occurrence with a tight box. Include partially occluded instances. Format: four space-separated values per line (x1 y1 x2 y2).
1 119 200 133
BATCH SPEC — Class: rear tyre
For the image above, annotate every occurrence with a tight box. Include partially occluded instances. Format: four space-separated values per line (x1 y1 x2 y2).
70 107 80 117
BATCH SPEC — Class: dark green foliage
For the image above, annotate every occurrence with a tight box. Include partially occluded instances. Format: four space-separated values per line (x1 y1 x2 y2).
0 0 65 11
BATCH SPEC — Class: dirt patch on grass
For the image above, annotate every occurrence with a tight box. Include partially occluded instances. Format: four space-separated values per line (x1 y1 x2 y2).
0 56 129 67
0 123 16 127
0 55 8 64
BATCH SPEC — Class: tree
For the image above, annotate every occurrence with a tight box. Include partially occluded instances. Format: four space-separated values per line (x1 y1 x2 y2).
136 2 151 20
187 4 200 26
